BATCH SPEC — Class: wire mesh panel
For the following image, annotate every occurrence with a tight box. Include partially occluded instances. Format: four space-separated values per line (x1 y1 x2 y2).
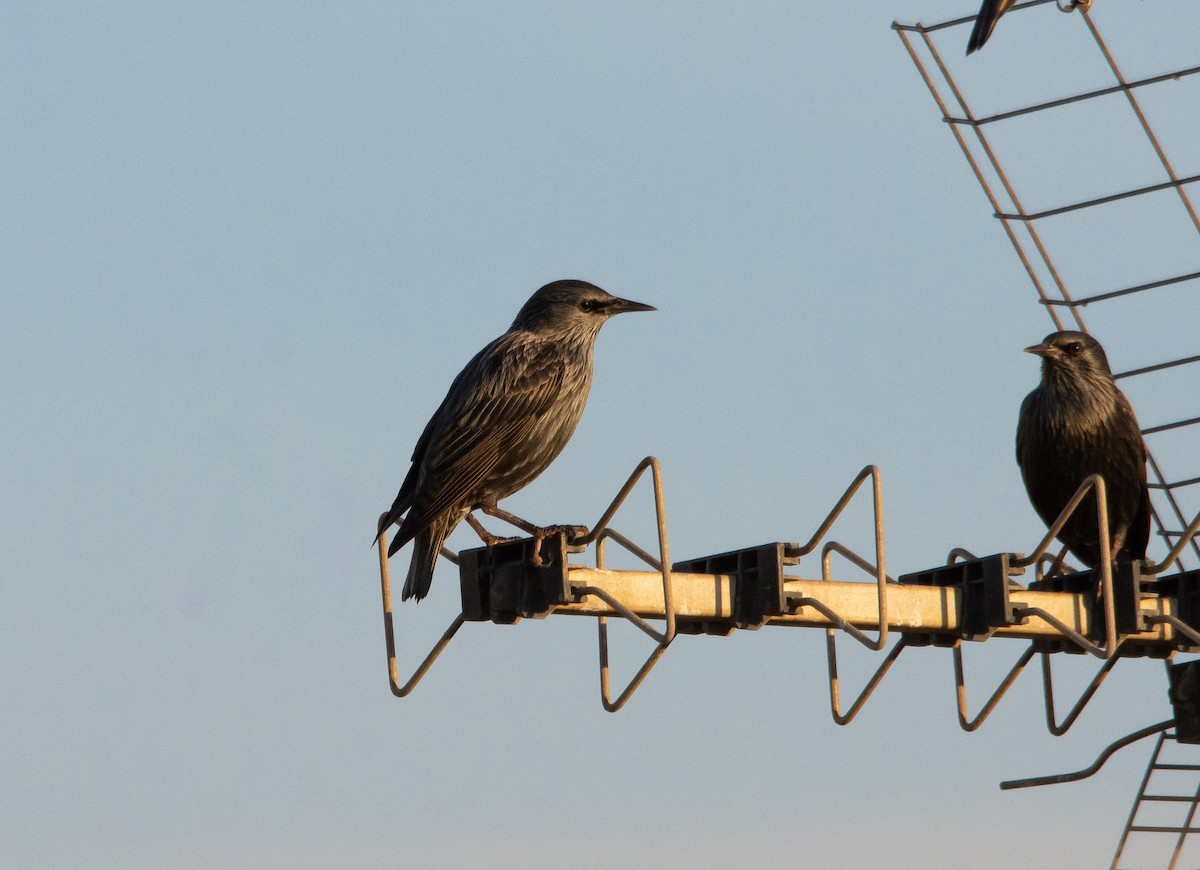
894 1 1200 572
1110 731 1200 870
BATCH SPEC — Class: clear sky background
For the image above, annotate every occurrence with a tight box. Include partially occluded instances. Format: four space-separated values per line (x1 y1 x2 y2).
3 2 1198 868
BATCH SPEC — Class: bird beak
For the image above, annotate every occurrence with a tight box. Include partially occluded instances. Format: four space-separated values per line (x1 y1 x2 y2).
1024 342 1059 360
607 296 656 314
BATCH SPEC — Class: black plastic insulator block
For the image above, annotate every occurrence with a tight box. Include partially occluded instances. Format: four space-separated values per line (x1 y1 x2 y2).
673 542 798 631
898 554 1023 642
458 533 573 624
1031 560 1153 653
1157 569 1200 651
1170 659 1200 744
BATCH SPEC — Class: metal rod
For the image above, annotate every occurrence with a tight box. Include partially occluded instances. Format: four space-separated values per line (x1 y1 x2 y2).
950 63 1200 127
791 468 889 652
1010 476 1119 658
1110 729 1172 869
954 644 1037 732
996 175 1200 222
1150 476 1200 492
1116 352 1200 380
1040 650 1122 736
1001 720 1173 790
1049 274 1200 311
826 636 909 726
1143 416 1200 437
576 457 676 712
1147 509 1200 576
1149 453 1200 567
377 524 466 698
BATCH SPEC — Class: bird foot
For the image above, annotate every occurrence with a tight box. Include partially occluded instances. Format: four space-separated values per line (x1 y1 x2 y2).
530 524 589 567
465 512 522 549
1043 547 1071 581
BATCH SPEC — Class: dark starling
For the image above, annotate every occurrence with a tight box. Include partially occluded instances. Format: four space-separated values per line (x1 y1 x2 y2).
966 0 1092 56
377 280 655 601
1016 330 1151 570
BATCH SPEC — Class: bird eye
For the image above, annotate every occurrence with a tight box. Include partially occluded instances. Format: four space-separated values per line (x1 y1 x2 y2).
579 299 601 312
1065 342 1083 354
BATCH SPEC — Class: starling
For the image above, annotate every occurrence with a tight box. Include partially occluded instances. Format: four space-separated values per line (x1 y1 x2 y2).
377 280 655 601
966 0 1093 56
1016 330 1151 570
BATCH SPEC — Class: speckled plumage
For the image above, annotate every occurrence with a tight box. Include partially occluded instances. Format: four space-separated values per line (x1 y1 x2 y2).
1016 330 1150 569
377 280 655 601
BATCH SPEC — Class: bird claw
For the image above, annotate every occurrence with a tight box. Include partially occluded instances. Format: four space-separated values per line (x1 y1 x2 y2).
530 524 589 567
482 532 522 549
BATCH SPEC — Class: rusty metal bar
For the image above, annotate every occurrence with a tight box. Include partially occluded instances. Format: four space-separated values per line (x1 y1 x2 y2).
1148 510 1200 577
377 525 466 698
1149 453 1200 567
571 456 675 712
826 636 909 726
795 467 894 724
1109 729 1174 868
1041 650 1123 736
1011 475 1121 657
1001 720 1173 790
1146 614 1200 648
791 465 890 650
953 643 1037 732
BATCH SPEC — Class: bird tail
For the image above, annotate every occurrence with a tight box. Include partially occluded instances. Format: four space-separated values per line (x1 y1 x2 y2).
375 494 410 549
401 512 459 602
966 9 1001 54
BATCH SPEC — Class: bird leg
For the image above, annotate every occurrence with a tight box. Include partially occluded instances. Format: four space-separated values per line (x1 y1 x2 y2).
479 504 541 536
477 505 588 568
464 513 520 549
1044 546 1071 581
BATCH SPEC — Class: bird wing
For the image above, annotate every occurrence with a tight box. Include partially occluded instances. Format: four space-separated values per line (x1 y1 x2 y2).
1111 392 1152 560
393 332 567 547
1126 473 1152 560
375 410 439 540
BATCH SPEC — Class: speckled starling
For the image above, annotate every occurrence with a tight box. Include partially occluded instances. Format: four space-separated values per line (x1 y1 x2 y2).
377 280 655 601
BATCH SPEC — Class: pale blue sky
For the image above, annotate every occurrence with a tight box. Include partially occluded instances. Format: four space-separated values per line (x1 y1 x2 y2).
2 2 1198 868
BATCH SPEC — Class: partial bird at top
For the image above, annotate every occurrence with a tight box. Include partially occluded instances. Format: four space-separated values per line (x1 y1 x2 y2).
967 0 1093 56
1015 330 1151 572
376 279 655 601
